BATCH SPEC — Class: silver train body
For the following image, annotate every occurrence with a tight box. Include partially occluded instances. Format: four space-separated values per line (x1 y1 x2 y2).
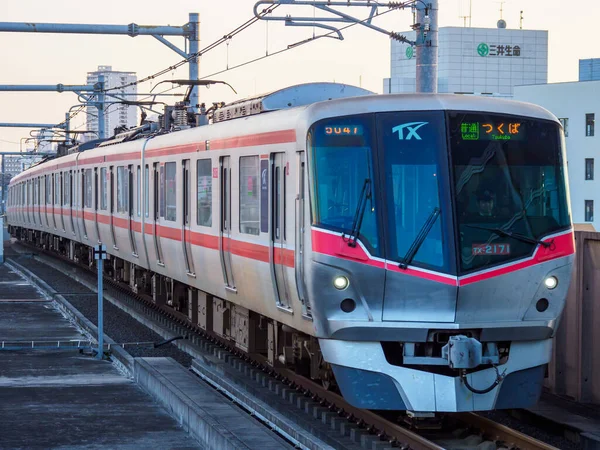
7 85 575 412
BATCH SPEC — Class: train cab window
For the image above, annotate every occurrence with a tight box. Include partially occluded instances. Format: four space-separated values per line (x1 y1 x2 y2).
309 115 380 255
377 111 448 270
84 169 92 208
196 159 212 227
165 162 176 221
116 166 128 213
100 167 107 210
239 156 259 235
449 112 571 273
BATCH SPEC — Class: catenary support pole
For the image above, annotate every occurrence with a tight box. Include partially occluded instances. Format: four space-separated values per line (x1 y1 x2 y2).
415 0 438 93
188 13 200 114
93 244 107 360
97 75 106 140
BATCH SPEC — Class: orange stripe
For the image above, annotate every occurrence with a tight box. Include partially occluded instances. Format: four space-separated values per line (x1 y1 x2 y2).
79 156 105 165
210 130 296 150
105 151 140 162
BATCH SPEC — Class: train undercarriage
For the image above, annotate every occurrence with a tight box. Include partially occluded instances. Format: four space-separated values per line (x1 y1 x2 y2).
10 226 335 388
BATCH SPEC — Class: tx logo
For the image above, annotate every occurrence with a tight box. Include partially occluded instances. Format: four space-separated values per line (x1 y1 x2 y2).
392 122 428 140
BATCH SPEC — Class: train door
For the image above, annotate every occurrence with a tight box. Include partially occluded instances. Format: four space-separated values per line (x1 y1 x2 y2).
294 151 311 317
37 178 42 226
25 181 31 225
69 171 75 235
59 172 65 231
153 162 164 264
80 170 87 237
182 160 195 275
127 164 137 255
51 173 57 229
271 153 291 310
44 175 49 227
220 156 235 290
109 166 117 248
93 168 100 241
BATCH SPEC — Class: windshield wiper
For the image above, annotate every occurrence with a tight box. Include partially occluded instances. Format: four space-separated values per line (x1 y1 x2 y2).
346 178 371 248
465 224 552 248
398 207 441 269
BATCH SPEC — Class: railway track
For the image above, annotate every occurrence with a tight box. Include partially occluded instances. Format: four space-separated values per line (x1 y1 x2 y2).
6 242 564 450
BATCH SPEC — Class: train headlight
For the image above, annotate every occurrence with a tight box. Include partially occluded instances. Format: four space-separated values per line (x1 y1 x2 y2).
333 276 349 290
544 276 558 290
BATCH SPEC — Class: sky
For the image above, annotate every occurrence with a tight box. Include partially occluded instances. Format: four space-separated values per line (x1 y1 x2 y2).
1 0 599 152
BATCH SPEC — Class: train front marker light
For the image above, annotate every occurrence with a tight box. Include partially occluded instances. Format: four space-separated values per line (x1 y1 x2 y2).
333 276 349 290
544 276 558 290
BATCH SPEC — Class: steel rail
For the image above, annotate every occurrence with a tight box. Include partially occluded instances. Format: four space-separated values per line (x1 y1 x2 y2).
10 240 563 450
457 413 560 450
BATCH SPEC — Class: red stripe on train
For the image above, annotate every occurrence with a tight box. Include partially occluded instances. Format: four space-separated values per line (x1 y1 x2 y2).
458 231 575 286
311 228 574 286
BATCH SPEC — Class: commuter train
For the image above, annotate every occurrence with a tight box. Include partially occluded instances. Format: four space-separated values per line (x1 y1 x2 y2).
6 83 574 412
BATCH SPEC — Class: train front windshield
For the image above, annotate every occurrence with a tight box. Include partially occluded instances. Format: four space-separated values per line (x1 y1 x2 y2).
309 110 570 275
449 112 571 273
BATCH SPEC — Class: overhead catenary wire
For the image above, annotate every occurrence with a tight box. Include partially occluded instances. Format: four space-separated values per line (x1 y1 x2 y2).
199 5 401 81
103 4 281 94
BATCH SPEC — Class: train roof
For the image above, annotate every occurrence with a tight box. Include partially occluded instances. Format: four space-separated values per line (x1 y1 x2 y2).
9 88 558 186
301 92 559 124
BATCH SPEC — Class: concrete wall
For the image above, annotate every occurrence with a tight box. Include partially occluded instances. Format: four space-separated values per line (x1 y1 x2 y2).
515 81 600 230
547 230 600 403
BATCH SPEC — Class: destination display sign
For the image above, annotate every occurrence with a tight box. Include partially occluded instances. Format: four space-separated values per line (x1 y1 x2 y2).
460 121 525 141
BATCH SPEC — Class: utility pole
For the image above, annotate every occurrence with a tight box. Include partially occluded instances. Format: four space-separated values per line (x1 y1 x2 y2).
415 0 438 93
0 13 201 113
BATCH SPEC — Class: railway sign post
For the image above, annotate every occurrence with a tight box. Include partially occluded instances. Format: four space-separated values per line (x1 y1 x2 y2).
93 244 107 360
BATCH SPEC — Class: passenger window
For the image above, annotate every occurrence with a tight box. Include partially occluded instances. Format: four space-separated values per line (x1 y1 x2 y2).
197 159 212 227
137 166 141 217
64 173 70 206
159 165 165 218
55 173 61 205
85 169 92 208
144 165 149 218
165 162 176 221
117 166 128 213
100 168 107 210
46 175 51 204
239 156 260 235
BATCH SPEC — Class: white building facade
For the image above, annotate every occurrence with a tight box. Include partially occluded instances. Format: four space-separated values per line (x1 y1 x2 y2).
86 65 138 140
383 26 548 96
514 80 600 229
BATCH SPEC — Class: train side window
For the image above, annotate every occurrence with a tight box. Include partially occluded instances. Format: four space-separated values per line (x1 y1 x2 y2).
159 165 165 218
46 175 51 205
239 155 260 235
64 172 70 206
100 167 107 210
137 166 141 217
165 162 176 221
117 166 128 213
84 169 92 208
55 172 61 205
69 170 73 207
196 159 212 227
144 165 149 218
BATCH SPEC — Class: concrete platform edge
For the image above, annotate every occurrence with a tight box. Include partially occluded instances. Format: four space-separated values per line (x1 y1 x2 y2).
5 257 135 375
134 357 254 450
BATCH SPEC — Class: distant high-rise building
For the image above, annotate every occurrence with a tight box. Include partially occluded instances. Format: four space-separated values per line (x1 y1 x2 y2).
383 25 548 97
86 65 138 141
579 58 600 81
